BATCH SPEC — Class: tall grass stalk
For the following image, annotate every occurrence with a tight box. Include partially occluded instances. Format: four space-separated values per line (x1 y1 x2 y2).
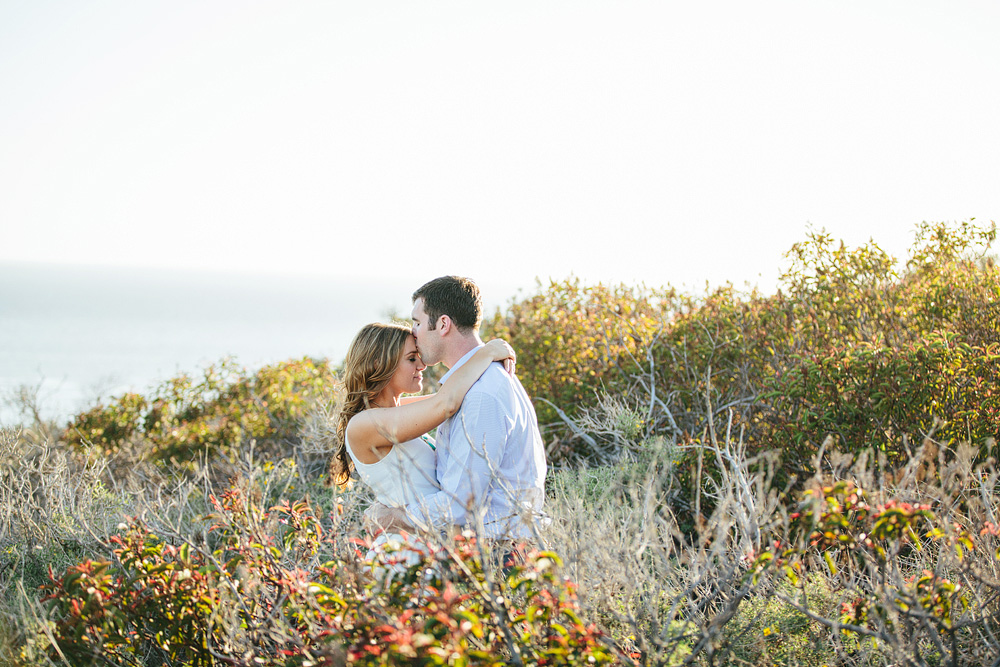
4 404 1000 664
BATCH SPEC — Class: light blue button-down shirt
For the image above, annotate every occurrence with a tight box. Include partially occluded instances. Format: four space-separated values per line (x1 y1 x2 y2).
406 345 547 539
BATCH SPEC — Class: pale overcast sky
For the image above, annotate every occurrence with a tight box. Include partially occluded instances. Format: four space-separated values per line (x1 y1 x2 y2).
2 1 998 297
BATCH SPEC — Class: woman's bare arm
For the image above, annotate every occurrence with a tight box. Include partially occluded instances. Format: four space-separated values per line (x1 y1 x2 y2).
346 340 515 454
399 395 433 405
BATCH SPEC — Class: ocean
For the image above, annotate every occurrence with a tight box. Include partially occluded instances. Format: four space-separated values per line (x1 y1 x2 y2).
0 262 439 427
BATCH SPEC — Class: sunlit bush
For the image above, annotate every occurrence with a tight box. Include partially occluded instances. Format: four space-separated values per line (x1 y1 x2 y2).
487 220 1000 472
62 357 334 470
485 278 671 426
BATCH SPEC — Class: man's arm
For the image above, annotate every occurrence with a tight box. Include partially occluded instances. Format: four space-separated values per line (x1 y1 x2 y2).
406 389 509 530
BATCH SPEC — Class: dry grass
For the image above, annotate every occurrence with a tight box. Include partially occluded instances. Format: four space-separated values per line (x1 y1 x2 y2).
3 400 1000 666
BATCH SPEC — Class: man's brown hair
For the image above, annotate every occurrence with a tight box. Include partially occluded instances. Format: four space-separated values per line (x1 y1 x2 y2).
412 276 482 333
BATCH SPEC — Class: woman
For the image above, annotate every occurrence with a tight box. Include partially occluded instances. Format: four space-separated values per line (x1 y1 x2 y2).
330 322 515 578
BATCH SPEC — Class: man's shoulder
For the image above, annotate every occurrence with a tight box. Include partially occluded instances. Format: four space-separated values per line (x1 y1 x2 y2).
461 363 517 404
470 362 515 389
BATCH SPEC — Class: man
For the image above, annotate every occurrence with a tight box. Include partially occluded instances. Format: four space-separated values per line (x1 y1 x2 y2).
369 276 547 544
408 276 547 541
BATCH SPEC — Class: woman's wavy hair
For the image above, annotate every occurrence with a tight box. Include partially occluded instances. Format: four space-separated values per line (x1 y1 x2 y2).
330 322 413 487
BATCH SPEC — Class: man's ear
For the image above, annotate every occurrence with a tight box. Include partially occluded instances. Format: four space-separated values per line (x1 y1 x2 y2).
438 315 452 335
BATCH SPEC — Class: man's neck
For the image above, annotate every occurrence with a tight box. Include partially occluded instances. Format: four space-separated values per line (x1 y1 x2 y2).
442 333 483 370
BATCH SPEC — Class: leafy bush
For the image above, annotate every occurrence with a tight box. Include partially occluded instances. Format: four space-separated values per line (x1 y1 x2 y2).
62 357 334 471
25 479 616 666
485 278 671 427
487 220 1000 472
761 333 1000 467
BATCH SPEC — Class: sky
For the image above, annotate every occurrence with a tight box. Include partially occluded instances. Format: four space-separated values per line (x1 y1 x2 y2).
2 1 999 300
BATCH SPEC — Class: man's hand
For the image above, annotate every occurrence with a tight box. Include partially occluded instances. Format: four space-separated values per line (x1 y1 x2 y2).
364 502 416 536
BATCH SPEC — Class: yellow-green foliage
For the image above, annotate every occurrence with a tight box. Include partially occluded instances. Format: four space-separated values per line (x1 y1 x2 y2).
762 332 1000 462
485 279 671 425
62 357 334 468
487 220 1000 468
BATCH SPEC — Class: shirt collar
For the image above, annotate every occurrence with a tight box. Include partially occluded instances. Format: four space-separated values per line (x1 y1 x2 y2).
439 344 485 385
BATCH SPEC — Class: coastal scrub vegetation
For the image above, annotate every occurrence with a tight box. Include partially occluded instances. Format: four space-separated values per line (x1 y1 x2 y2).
2 219 998 665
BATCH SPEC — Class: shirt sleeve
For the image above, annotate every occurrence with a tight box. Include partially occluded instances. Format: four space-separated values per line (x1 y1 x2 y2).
405 388 510 530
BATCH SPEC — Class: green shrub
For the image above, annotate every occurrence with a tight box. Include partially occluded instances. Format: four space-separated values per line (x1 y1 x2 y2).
762 333 1000 469
487 220 1000 472
62 357 334 470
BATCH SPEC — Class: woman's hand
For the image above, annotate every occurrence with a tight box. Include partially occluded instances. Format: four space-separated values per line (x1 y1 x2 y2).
484 339 517 375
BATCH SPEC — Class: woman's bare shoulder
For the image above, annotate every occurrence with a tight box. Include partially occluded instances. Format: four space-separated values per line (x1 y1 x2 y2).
344 411 387 464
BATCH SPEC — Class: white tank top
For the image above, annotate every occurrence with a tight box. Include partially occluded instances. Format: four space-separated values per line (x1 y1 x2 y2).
346 434 439 508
